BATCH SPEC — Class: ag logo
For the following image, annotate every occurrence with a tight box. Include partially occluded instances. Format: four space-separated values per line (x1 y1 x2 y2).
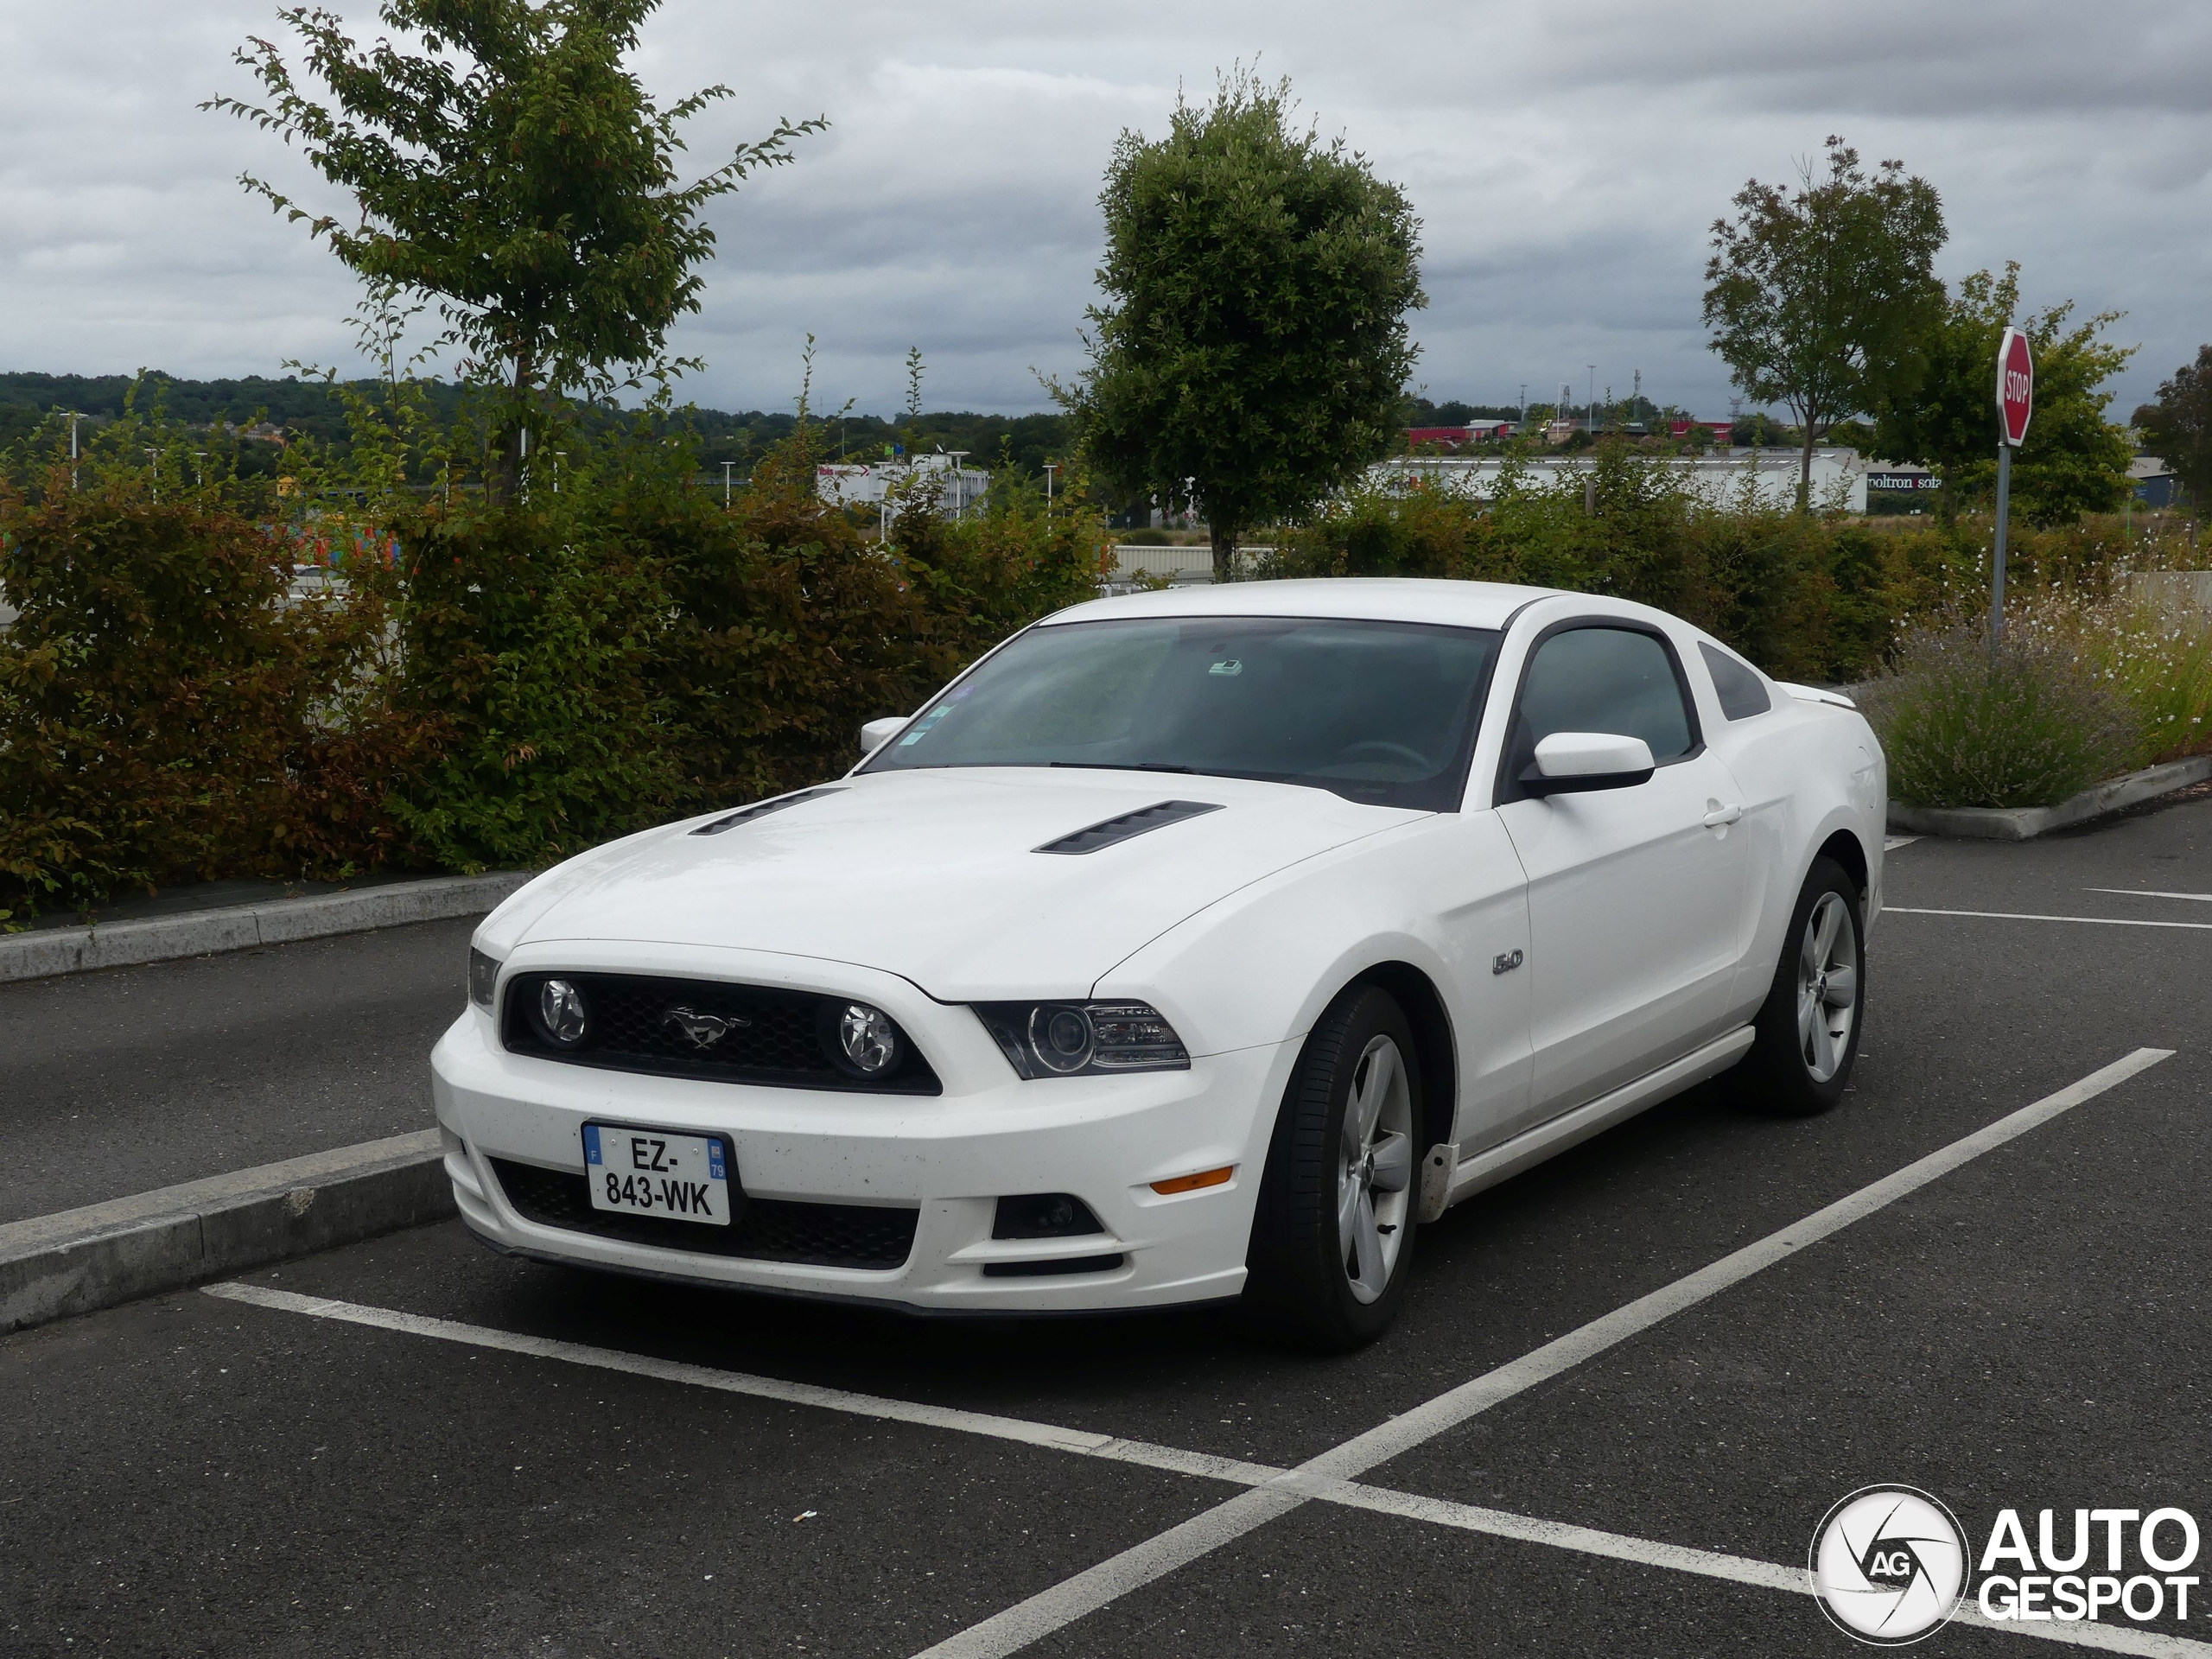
1809 1486 1969 1645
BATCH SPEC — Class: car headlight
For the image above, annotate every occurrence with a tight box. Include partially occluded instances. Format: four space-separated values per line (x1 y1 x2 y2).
972 1001 1190 1078
468 947 500 1010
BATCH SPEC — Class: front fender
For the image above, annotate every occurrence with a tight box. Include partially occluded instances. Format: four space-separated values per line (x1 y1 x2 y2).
1093 811 1534 1148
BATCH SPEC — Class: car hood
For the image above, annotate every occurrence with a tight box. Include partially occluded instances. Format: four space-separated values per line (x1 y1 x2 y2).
498 768 1423 999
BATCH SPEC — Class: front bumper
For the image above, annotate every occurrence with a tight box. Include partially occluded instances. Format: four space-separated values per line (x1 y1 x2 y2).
431 949 1298 1313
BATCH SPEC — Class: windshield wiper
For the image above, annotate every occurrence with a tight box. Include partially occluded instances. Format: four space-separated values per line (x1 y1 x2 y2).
1049 761 1197 774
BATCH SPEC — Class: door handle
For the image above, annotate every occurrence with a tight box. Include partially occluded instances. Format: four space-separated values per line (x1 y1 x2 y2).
1703 802 1743 828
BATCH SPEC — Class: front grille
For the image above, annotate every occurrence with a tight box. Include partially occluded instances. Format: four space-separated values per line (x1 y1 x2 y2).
500 972 940 1095
491 1158 918 1270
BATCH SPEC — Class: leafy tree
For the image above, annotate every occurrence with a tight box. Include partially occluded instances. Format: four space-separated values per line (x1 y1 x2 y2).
2134 346 2212 513
1874 264 2135 527
1704 138 1946 509
207 1 823 493
1068 70 1425 581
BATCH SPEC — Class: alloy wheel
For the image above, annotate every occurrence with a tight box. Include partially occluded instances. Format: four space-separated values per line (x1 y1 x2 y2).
1337 1033 1414 1304
1796 891 1859 1084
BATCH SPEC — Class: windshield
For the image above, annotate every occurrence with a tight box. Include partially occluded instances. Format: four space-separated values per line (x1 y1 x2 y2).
862 615 1502 809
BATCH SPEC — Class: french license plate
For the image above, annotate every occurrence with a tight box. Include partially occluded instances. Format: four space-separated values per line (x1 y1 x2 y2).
582 1123 732 1225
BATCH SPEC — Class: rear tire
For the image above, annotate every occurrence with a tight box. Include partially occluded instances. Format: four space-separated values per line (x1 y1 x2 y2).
1732 855 1865 1116
1243 985 1422 1351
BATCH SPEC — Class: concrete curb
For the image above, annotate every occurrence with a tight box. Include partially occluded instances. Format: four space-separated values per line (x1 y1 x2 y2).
0 871 532 985
0 1131 454 1333
1887 754 2212 842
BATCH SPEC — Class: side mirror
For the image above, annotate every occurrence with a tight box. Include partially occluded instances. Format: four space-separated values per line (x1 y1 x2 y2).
860 715 909 756
1521 731 1656 798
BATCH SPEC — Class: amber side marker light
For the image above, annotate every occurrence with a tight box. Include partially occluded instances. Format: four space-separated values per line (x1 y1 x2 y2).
1151 1166 1236 1195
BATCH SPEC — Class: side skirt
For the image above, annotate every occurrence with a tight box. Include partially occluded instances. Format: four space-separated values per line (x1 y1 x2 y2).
1442 1026 1757 1211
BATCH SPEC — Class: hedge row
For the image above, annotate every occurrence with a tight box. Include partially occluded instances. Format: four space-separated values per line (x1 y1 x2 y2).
1257 447 2192 683
3 429 2192 916
0 429 1108 917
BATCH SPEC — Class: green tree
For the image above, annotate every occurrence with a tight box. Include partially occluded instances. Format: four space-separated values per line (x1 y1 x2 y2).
207 1 823 493
2135 345 2212 513
1069 70 1425 582
1704 137 1946 510
1874 264 2136 527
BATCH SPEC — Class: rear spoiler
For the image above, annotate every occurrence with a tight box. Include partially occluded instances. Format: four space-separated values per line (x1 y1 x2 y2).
1776 681 1857 710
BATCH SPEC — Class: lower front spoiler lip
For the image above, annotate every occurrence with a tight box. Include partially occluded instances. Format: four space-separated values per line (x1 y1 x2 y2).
460 1217 1245 1324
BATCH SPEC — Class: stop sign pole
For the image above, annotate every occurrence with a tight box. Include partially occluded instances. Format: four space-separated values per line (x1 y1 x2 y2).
1991 327 2034 649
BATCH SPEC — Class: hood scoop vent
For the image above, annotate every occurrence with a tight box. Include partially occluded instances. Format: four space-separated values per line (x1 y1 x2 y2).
691 786 843 836
1033 798 1224 855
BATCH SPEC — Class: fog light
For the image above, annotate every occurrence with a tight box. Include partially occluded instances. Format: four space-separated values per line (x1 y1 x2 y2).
535 978 588 1047
836 1002 899 1075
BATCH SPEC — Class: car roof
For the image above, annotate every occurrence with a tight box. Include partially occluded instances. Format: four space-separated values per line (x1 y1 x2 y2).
1043 578 1564 632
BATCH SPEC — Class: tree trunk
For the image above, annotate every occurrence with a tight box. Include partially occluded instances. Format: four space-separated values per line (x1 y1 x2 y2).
1796 420 1817 514
1209 518 1239 584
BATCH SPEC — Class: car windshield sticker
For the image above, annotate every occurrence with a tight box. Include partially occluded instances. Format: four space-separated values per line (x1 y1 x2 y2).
899 703 956 746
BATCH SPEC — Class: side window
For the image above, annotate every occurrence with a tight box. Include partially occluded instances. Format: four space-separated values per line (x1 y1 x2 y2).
1509 626 1695 784
1698 641 1772 721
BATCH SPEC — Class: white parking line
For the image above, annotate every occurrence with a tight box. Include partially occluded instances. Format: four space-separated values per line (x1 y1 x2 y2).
1316 1480 2212 1657
2089 888 2212 903
1884 834 1923 850
199 1281 1284 1490
205 1049 2177 1658
916 1047 2173 1658
1887 906 2212 931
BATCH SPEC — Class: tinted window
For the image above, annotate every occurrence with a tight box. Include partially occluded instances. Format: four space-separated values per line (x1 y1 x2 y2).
862 615 1501 810
1509 626 1694 783
1699 641 1772 720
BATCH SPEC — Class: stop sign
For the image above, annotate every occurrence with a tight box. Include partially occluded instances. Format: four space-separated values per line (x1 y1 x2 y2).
1996 327 2033 447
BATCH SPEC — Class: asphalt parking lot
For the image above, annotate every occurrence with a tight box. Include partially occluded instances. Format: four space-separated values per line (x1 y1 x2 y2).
4 796 2209 1657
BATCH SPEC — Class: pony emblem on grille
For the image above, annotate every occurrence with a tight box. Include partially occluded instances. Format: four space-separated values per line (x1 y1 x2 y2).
662 1006 748 1050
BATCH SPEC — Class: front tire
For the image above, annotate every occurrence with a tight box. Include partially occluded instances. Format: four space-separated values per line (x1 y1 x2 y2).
1244 985 1422 1350
1734 855 1865 1116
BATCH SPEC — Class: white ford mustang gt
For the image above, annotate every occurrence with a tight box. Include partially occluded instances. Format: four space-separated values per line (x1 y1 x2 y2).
435 578 1885 1346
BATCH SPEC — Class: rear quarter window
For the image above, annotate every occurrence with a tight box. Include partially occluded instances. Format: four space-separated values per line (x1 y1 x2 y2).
1698 642 1772 721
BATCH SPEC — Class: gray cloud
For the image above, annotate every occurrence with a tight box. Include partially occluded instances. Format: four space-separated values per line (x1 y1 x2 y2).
1 1 2205 421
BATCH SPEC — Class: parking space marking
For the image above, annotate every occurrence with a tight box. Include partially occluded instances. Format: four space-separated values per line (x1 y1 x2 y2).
1309 1479 2212 1657
1888 906 2212 931
917 1046 2174 1658
1884 834 1923 850
175 1274 2212 1659
200 1281 1285 1490
2089 888 2212 904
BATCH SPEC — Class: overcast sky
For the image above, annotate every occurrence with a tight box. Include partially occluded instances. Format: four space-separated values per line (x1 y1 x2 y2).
2 1 2206 421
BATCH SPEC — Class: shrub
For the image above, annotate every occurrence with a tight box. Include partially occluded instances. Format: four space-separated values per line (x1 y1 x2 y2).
0 476 408 914
2017 589 2212 768
1862 624 2142 809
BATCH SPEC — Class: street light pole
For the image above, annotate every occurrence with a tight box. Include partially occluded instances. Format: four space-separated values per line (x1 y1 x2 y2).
1043 463 1058 505
721 460 736 506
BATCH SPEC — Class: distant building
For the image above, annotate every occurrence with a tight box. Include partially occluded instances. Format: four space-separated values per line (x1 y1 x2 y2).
1406 422 1514 446
1669 419 1736 444
816 452 989 519
2131 455 2179 508
1865 464 1941 514
1370 448 1871 513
